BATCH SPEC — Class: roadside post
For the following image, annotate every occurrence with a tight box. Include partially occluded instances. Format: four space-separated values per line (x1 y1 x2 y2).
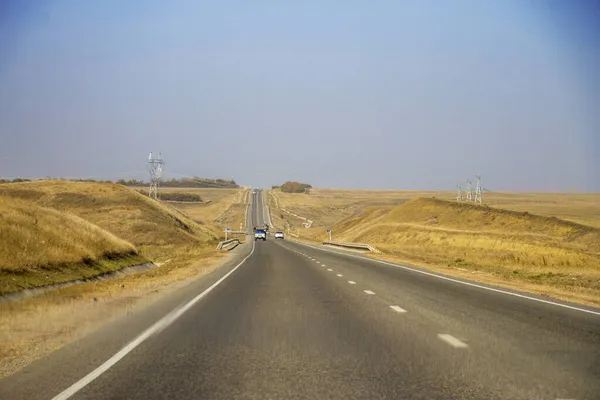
225 227 230 241
327 229 331 241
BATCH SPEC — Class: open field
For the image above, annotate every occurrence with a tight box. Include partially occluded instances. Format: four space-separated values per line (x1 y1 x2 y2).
269 189 600 229
268 189 600 306
149 187 249 238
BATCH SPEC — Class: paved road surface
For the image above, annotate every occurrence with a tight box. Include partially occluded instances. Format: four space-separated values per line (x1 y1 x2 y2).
1 190 599 399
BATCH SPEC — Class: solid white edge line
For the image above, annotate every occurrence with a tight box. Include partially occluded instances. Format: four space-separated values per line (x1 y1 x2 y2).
51 241 256 400
327 268 333 272
390 305 407 313
437 334 469 348
288 241 600 316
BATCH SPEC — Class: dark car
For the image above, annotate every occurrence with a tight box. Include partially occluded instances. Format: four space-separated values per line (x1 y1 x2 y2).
254 229 267 241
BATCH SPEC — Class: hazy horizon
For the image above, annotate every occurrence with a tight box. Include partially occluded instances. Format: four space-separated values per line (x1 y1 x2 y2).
1 1 599 192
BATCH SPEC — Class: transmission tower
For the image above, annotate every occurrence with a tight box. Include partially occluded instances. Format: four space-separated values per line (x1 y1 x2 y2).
466 180 473 202
474 175 483 203
456 184 463 201
147 152 164 199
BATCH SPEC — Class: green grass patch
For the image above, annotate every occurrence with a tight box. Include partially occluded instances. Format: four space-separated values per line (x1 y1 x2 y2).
0 252 148 295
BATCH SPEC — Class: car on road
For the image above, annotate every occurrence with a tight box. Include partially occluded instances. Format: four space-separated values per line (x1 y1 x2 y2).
275 232 285 239
254 229 267 241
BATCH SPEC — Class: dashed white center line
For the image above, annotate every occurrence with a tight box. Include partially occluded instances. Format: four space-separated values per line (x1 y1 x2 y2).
327 268 333 272
389 305 407 313
321 264 326 267
336 274 343 277
363 290 375 295
348 281 356 285
437 334 468 348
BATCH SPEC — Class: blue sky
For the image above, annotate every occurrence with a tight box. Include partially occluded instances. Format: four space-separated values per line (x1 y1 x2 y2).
0 0 598 191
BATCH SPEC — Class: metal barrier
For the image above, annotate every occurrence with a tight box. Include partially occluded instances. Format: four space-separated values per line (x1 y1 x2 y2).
322 241 381 253
216 239 241 250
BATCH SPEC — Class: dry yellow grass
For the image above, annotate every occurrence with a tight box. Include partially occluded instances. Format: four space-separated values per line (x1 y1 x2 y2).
268 189 600 306
0 196 147 294
0 181 248 294
159 187 250 238
269 189 600 229
0 181 222 261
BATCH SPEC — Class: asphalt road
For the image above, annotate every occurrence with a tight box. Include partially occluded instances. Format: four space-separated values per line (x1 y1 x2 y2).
1 190 599 399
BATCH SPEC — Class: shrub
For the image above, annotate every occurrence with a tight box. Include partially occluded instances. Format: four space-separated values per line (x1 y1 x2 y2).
279 181 312 193
137 190 202 202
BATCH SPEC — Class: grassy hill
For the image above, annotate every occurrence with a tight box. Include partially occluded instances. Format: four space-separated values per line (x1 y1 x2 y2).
275 194 600 306
0 196 146 294
0 181 226 294
0 181 220 256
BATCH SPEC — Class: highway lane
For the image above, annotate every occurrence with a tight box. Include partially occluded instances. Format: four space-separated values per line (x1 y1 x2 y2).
1 189 599 399
274 239 600 399
68 239 507 400
251 189 265 229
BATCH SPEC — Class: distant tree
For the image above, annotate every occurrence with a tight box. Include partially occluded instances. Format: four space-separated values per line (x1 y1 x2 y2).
118 176 238 188
280 181 312 193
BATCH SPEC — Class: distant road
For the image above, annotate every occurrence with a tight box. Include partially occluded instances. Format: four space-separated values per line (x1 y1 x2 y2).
1 190 599 399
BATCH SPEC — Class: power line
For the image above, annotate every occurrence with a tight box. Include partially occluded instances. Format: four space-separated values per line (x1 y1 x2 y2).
466 180 473 202
147 152 164 199
475 175 483 203
456 175 484 203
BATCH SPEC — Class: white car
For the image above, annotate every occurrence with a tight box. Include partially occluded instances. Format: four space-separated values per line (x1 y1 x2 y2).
274 232 285 239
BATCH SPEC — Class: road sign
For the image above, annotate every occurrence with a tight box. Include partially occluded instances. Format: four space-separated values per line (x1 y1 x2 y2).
326 229 331 232
226 228 231 231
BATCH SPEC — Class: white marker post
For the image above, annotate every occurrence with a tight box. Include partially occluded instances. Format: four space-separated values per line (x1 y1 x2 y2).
225 228 230 241
327 229 332 241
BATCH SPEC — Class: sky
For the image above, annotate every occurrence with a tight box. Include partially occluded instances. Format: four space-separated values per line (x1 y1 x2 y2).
0 0 599 191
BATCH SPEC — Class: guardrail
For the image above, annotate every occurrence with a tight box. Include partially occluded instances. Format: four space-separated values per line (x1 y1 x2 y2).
216 239 241 250
322 241 381 253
